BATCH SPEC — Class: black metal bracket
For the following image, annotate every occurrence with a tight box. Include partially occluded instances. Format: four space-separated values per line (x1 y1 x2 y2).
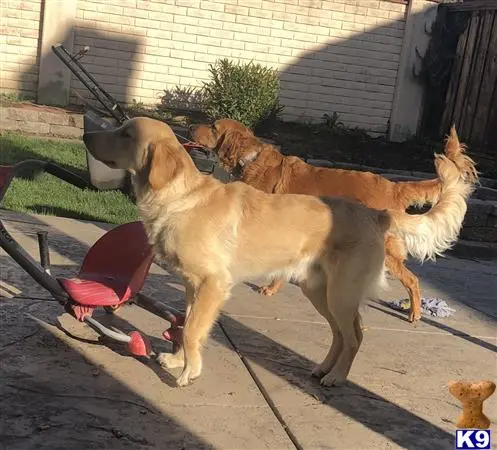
52 43 130 124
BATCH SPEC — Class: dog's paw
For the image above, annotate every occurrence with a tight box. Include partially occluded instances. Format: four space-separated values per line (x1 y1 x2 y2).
320 369 346 387
157 352 184 370
258 285 276 296
176 367 201 387
408 311 421 326
175 361 202 387
176 371 192 387
311 364 327 378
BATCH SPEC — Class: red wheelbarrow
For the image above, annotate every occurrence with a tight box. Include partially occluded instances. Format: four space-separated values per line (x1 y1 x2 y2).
0 160 184 356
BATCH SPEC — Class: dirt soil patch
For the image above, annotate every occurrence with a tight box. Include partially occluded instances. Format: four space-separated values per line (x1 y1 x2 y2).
259 121 497 179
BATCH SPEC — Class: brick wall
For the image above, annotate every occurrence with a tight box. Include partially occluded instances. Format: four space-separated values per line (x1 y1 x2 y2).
72 0 407 133
0 0 407 134
0 0 42 99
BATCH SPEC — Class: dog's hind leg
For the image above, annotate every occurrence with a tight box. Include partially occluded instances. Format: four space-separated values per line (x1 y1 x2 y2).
319 302 361 386
300 275 343 379
319 252 381 387
312 311 343 379
258 277 284 296
385 246 421 324
176 277 229 387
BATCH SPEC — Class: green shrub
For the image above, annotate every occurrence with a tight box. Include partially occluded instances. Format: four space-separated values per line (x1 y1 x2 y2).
202 58 282 130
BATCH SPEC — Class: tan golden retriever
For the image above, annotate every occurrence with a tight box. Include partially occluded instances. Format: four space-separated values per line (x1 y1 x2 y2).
84 117 471 387
191 119 478 324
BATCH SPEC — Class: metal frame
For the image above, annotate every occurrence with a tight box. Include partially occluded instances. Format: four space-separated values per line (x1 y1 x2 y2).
52 43 129 124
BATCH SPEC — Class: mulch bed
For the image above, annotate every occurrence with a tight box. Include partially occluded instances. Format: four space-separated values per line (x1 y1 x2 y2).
260 121 497 179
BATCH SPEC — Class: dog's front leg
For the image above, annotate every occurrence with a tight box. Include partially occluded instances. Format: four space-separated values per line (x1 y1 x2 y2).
176 277 229 387
157 284 194 370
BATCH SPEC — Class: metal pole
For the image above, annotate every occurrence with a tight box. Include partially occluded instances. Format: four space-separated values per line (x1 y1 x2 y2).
36 231 51 275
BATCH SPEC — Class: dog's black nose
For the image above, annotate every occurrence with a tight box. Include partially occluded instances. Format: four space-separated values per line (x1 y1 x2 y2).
82 133 90 147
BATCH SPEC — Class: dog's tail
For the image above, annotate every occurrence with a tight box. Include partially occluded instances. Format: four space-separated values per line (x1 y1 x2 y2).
392 126 479 209
393 178 442 209
386 127 478 262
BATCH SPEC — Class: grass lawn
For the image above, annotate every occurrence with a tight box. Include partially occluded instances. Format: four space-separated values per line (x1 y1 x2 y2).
0 132 138 224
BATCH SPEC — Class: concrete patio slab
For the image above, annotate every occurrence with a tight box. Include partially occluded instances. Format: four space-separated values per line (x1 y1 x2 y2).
221 274 497 450
1 211 496 450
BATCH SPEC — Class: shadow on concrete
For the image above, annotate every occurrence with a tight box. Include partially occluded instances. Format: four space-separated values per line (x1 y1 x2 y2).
0 288 211 450
369 302 497 353
404 257 497 322
218 313 454 450
0 312 212 450
0 211 210 447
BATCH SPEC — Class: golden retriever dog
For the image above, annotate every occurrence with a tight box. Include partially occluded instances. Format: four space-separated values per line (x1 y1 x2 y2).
84 117 471 387
191 119 478 324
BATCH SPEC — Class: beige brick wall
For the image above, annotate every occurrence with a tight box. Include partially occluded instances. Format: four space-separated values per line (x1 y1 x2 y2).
71 0 407 133
0 0 42 99
1 0 407 133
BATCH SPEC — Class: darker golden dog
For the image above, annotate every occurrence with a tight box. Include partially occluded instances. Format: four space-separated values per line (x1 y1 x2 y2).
191 119 478 324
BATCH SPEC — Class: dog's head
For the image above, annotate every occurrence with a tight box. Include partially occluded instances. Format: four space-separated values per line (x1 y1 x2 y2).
190 119 264 172
83 117 193 192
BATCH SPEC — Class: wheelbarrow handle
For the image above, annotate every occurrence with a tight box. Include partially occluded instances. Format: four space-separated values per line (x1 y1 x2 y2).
45 162 89 190
0 160 89 203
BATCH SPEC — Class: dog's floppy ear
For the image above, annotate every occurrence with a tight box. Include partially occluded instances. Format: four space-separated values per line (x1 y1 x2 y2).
215 129 238 167
148 139 183 191
216 129 258 169
215 129 234 152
